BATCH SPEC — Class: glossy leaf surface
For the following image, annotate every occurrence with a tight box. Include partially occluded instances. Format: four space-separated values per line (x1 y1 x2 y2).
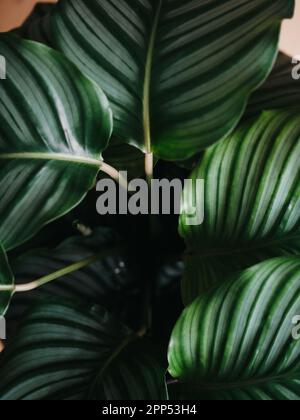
27 0 294 160
0 301 168 400
0 35 112 251
180 110 300 303
169 258 300 400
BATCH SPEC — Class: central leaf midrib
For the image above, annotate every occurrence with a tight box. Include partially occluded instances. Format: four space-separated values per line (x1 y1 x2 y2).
143 0 162 153
0 152 102 168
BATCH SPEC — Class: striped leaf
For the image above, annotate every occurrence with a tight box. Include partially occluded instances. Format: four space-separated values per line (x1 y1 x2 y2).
168 257 300 400
246 53 300 118
0 35 113 251
26 0 294 160
0 246 14 316
0 301 168 400
180 109 300 304
6 228 136 330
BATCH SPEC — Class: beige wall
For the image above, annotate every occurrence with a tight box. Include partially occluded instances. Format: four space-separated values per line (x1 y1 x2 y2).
0 0 299 54
0 0 57 32
280 1 300 56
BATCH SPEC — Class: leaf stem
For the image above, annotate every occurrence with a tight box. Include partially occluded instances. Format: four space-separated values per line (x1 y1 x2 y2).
140 0 163 332
140 154 157 334
0 247 121 294
100 162 128 190
145 152 154 186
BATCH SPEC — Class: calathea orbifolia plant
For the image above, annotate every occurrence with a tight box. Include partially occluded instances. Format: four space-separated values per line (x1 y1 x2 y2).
0 0 299 401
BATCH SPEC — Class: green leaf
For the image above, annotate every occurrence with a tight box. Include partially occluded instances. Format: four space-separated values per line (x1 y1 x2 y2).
0 35 113 251
26 0 294 160
0 246 14 316
0 301 168 400
246 53 300 118
6 228 136 329
168 257 300 401
180 109 300 304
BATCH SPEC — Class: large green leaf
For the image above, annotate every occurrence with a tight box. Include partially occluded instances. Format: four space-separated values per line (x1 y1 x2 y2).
0 247 14 316
0 301 168 400
180 109 300 304
26 0 294 160
168 257 300 400
246 53 300 118
0 35 112 251
6 228 137 330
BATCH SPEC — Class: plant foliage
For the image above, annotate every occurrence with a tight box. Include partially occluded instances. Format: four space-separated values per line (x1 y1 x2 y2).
180 109 300 304
169 258 300 400
25 0 294 160
0 0 299 402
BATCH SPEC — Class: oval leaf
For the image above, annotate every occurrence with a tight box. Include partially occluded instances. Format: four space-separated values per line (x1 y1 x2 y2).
0 301 168 400
180 109 300 304
0 35 113 251
26 0 294 160
168 257 300 400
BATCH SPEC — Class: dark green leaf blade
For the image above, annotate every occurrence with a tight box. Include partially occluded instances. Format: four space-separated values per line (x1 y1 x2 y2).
180 109 300 304
6 228 136 329
0 246 14 316
26 0 294 160
168 257 300 401
246 52 300 118
0 301 168 400
0 35 113 251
